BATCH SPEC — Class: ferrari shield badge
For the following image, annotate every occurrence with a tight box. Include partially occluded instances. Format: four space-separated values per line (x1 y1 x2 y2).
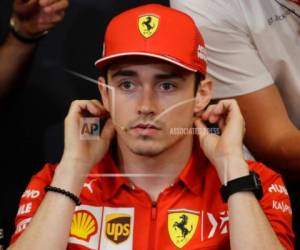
138 15 159 38
168 209 199 248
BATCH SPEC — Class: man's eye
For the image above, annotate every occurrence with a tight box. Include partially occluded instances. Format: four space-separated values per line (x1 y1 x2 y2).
119 80 135 90
159 82 176 91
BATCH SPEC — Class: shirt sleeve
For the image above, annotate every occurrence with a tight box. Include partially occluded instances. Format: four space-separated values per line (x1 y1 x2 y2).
9 163 56 245
170 0 274 99
248 161 295 250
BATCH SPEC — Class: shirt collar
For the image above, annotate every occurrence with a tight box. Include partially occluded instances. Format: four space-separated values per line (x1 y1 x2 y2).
176 141 210 195
94 153 131 201
95 140 210 201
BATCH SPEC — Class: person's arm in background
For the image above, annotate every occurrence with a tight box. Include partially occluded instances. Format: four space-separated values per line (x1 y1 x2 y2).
0 0 68 97
170 0 300 179
236 85 300 179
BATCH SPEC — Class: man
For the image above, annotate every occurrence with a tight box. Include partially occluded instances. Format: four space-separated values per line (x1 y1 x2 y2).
0 0 68 96
8 4 294 250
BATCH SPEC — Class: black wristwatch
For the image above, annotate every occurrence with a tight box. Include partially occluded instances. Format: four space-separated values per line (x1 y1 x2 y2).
220 171 263 203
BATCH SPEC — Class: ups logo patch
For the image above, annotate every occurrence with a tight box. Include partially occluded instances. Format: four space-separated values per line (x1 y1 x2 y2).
105 213 131 244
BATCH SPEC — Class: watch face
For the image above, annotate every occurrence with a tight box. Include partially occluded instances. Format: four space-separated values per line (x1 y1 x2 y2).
251 171 263 200
251 171 261 186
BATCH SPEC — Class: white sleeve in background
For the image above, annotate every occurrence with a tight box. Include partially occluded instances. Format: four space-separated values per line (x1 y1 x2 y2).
171 0 273 99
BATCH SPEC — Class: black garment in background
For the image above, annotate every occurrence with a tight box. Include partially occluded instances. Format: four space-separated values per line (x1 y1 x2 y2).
0 0 168 248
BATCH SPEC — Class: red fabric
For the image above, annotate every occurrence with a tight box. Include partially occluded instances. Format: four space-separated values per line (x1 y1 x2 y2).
10 148 294 249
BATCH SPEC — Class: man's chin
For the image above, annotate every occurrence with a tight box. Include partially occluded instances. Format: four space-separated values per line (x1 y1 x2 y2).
130 147 163 157
128 139 165 157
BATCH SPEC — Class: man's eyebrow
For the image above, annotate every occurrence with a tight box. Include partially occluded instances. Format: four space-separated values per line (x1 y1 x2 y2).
154 72 186 80
111 70 137 78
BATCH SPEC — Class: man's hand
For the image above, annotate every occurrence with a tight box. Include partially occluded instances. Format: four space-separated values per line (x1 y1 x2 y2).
61 100 115 172
194 99 249 183
13 0 68 36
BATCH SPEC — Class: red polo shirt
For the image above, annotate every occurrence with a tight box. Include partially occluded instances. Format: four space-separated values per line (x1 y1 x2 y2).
10 146 294 249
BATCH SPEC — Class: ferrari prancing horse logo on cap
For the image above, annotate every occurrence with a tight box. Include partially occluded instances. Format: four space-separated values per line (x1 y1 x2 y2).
138 15 159 38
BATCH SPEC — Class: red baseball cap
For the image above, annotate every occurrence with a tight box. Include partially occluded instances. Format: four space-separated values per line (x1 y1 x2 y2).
95 4 207 75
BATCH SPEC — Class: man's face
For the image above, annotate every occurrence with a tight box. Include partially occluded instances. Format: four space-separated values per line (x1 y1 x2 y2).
100 57 209 156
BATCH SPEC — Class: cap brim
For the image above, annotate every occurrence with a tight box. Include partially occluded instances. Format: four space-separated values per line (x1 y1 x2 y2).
95 52 197 72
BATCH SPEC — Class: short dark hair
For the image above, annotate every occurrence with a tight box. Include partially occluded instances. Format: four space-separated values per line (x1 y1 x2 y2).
194 72 205 95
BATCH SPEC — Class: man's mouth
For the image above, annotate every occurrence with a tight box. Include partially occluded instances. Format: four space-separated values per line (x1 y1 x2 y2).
134 123 159 129
130 123 161 136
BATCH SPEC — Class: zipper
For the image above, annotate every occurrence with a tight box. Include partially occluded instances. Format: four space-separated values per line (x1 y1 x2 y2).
143 190 165 250
147 193 162 250
151 201 157 220
149 200 158 250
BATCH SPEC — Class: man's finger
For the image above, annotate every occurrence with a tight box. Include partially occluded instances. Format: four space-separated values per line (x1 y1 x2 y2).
215 99 240 118
14 0 38 14
214 99 245 134
201 105 223 124
67 100 107 118
37 11 65 28
218 117 226 131
90 99 103 108
43 0 68 14
201 104 216 120
85 102 103 116
47 12 65 24
194 118 210 145
39 0 60 7
208 114 220 124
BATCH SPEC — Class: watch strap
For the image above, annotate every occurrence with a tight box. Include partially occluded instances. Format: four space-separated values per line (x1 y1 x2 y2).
220 171 263 203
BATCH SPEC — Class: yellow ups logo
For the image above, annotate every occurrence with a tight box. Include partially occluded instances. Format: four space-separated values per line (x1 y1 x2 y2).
105 213 131 244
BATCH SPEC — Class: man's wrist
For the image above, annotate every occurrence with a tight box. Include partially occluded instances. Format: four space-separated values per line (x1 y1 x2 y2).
60 153 95 170
52 159 91 196
226 159 249 182
9 16 48 44
215 156 249 184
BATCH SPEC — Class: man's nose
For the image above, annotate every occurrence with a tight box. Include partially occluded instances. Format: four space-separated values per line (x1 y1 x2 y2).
137 87 158 116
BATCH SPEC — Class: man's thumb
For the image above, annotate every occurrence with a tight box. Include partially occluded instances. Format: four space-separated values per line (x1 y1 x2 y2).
194 118 209 145
101 118 115 142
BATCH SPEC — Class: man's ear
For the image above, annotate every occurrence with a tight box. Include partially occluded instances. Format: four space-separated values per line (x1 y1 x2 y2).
194 79 212 114
98 76 110 112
